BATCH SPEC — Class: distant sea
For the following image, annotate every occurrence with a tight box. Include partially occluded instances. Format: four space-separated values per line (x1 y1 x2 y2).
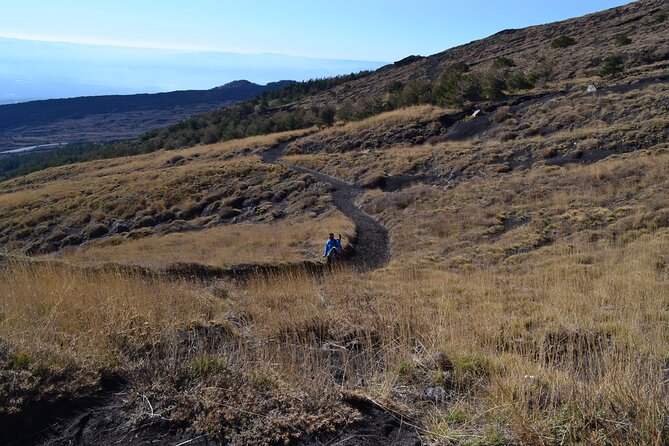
0 37 387 103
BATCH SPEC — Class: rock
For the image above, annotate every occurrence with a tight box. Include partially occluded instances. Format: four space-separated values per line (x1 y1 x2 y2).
134 216 157 228
222 196 245 209
181 202 204 219
163 155 185 167
111 221 131 233
425 386 447 401
60 234 82 247
219 207 241 219
83 222 109 239
202 201 221 217
46 230 68 244
156 210 176 223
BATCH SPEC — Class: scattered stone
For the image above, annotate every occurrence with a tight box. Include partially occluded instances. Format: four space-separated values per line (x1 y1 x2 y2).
111 221 131 234
219 207 241 219
426 386 447 402
163 155 185 167
33 224 49 235
83 222 109 239
46 230 68 244
60 234 82 247
134 216 157 228
181 202 204 220
156 210 176 223
202 201 221 216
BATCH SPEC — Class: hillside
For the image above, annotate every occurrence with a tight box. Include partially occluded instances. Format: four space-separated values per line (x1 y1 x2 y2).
1 1 669 445
0 80 293 153
132 0 668 150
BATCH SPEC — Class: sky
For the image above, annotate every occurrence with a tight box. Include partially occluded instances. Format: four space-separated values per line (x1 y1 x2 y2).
0 0 633 61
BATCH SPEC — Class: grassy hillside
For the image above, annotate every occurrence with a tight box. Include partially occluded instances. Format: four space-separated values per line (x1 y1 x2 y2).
3 0 666 181
132 0 668 152
1 1 668 444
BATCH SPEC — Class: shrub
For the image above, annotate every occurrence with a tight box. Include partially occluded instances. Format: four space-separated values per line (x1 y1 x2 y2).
614 34 632 46
599 55 625 77
654 10 667 23
551 36 576 48
251 372 275 390
11 351 35 370
528 56 554 84
386 80 404 94
492 56 516 69
482 76 507 101
506 71 535 91
188 356 228 378
319 106 336 127
401 79 433 106
434 63 482 107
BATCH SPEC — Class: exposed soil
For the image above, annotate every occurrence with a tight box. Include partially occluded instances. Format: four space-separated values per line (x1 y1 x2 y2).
299 396 421 446
28 392 214 446
34 392 420 446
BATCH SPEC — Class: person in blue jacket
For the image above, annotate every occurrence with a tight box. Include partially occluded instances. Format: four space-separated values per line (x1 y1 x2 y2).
323 233 342 262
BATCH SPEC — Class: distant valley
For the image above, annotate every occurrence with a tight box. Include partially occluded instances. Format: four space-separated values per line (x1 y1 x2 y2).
0 80 292 153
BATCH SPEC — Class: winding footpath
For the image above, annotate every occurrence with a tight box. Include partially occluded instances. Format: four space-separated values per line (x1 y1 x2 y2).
261 143 390 272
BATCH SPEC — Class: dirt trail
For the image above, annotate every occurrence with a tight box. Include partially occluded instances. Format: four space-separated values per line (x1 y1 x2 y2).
262 143 390 272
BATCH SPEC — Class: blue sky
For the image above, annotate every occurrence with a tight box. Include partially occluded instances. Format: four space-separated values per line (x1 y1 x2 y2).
1 0 633 61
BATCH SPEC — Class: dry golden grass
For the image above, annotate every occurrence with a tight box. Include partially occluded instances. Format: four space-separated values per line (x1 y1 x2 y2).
58 212 354 267
284 104 449 157
322 104 448 135
358 146 669 269
2 62 668 444
0 129 334 255
0 260 219 365
286 145 433 184
2 228 667 444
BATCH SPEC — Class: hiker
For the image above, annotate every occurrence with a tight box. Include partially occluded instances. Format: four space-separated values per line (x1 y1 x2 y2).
323 233 342 263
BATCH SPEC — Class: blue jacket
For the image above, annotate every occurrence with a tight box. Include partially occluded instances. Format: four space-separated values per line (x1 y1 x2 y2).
324 238 342 256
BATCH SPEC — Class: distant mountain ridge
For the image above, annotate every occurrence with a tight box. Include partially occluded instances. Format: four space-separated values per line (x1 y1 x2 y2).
0 80 294 152
0 80 293 132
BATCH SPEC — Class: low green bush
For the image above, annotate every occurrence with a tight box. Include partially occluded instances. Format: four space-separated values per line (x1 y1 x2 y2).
599 55 625 77
551 36 576 48
614 34 632 46
492 56 516 69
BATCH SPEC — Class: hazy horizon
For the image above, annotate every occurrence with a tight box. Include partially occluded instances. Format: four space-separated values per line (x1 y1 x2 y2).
0 1 632 104
0 37 386 104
